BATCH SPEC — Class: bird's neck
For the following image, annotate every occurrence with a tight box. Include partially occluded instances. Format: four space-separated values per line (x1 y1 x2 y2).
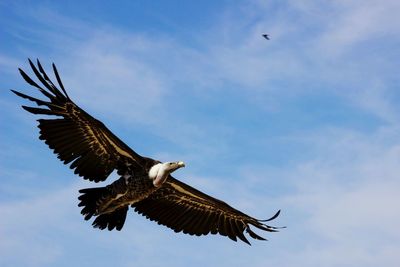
148 163 170 187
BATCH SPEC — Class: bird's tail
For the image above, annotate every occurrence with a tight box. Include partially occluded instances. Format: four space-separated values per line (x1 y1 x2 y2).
78 187 128 231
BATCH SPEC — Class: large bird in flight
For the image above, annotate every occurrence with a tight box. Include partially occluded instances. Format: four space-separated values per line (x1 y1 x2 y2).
12 59 282 245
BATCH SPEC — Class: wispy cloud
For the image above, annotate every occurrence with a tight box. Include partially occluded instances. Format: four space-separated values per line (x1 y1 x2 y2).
2 1 400 266
271 126 400 266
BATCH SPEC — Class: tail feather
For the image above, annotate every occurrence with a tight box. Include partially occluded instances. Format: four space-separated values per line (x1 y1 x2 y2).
93 207 128 231
78 187 104 220
78 187 128 231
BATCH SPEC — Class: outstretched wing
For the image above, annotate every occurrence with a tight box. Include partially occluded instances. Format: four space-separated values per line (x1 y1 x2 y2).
132 177 282 245
12 59 152 182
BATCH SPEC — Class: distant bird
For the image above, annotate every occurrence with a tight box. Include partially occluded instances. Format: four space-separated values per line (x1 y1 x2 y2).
12 59 282 245
262 34 270 40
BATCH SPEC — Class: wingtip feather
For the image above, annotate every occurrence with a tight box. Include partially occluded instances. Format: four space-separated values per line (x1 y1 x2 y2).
52 62 69 99
246 227 267 241
260 209 281 222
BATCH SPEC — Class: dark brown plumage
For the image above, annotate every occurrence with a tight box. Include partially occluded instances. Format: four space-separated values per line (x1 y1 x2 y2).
12 59 282 245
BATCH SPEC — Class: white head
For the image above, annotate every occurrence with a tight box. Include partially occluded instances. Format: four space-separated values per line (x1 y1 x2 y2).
149 161 185 187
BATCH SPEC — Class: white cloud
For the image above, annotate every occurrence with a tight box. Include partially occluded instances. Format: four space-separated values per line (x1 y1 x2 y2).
316 0 400 55
272 126 400 266
0 182 78 266
8 0 399 126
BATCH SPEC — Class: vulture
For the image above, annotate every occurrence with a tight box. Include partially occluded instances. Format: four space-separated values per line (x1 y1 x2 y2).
12 59 282 245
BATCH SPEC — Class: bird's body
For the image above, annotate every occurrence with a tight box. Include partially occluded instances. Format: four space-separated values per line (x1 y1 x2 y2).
79 172 155 230
12 59 282 244
262 34 270 40
79 161 185 229
85 172 155 215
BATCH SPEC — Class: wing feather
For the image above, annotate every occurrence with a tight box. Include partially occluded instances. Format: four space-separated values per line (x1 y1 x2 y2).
233 221 251 245
216 213 227 237
13 59 153 182
226 218 238 241
195 210 210 235
132 177 281 245
52 63 69 97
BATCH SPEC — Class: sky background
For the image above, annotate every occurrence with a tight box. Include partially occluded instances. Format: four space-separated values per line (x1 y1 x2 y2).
1 0 400 266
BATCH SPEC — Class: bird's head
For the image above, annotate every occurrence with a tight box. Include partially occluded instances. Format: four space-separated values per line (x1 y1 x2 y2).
164 161 186 172
149 161 185 187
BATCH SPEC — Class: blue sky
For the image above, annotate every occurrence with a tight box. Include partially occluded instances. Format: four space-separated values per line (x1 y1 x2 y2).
1 0 400 266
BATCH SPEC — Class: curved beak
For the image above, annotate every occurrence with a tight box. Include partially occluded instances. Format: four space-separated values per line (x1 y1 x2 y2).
177 161 185 168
